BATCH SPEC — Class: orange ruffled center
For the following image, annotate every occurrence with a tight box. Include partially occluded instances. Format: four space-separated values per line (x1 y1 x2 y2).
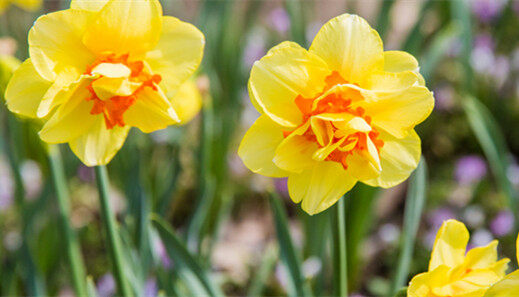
287 71 384 170
84 53 162 129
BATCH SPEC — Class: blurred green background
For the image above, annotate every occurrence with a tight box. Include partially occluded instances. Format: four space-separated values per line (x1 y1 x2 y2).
1 0 519 296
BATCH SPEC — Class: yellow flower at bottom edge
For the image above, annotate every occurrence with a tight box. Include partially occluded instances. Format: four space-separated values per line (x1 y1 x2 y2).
5 0 205 166
484 233 519 297
408 220 510 297
238 13 434 215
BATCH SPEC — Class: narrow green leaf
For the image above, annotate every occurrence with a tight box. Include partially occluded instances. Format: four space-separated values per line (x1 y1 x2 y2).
391 159 428 295
376 0 396 41
247 244 278 297
419 23 461 80
151 214 224 297
462 96 518 227
402 0 434 54
269 193 310 297
86 276 99 297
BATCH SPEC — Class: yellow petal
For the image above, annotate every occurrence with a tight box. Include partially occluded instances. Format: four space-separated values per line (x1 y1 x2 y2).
37 68 82 118
29 9 94 81
237 115 290 178
407 272 432 297
429 219 470 271
169 79 202 125
287 161 357 215
123 86 179 133
83 0 162 55
11 0 41 11
347 147 382 181
70 0 108 11
249 41 330 127
39 80 97 143
5 59 52 118
91 63 131 78
516 232 519 266
384 51 419 73
366 86 434 139
363 129 421 188
366 70 424 92
69 118 130 166
464 240 499 270
145 16 205 98
484 270 519 297
91 77 141 101
309 14 384 86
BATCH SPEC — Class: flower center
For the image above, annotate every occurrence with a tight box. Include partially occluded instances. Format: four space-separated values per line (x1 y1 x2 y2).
287 71 384 170
84 53 162 129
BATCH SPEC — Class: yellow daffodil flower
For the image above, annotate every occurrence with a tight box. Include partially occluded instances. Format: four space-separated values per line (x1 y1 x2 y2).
0 0 40 14
408 220 510 297
238 14 433 214
484 233 519 296
5 0 205 166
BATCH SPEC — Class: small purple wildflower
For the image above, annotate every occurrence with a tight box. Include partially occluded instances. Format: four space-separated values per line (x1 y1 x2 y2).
471 0 507 23
454 155 487 185
96 274 115 297
490 210 515 237
269 7 290 34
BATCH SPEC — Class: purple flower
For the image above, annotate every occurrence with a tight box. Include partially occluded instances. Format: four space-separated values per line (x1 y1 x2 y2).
490 210 515 237
454 155 487 185
144 278 158 297
428 207 456 229
269 7 290 34
243 34 266 68
434 85 455 111
474 33 495 51
274 177 289 198
77 165 95 183
154 237 172 269
471 0 507 23
470 229 494 247
97 274 115 297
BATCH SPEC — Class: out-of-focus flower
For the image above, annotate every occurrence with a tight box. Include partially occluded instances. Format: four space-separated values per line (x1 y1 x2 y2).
490 211 514 237
96 273 115 297
21 160 42 200
0 37 17 56
238 14 433 215
408 220 509 297
0 54 21 94
153 236 172 269
471 34 496 74
0 158 14 211
471 0 507 23
484 234 519 296
455 155 487 185
428 207 456 229
378 223 400 245
491 55 510 88
507 162 519 187
243 33 266 68
302 256 322 279
462 205 485 229
274 177 289 197
5 0 205 166
77 165 95 183
144 278 158 297
0 0 41 14
269 7 290 34
434 84 455 111
3 231 21 251
470 229 494 248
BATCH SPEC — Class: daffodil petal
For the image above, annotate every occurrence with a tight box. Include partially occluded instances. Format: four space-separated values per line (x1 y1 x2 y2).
429 219 470 271
39 80 98 143
237 115 290 178
366 86 434 139
124 86 179 133
363 129 421 188
407 272 432 297
69 118 130 166
145 16 205 98
83 0 163 55
169 80 202 125
249 41 330 127
464 240 499 270
5 59 51 118
29 9 94 81
384 51 419 73
484 270 519 297
70 0 108 11
37 68 82 118
287 161 356 215
309 14 383 85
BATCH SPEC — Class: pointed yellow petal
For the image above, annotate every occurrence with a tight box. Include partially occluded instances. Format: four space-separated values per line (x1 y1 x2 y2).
309 14 383 85
83 0 162 55
366 86 434 139
29 9 94 81
69 119 130 166
39 80 97 143
287 161 356 215
484 270 519 297
407 272 432 297
37 68 82 118
363 129 421 188
145 16 205 98
384 51 419 73
273 122 319 173
249 41 330 127
124 87 179 133
464 240 499 270
5 59 51 118
429 219 470 271
346 148 382 181
237 115 290 178
70 0 108 11
169 80 202 125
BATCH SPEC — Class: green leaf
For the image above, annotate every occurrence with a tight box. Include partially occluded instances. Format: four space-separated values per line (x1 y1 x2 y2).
86 276 99 297
269 193 311 297
419 23 460 80
391 159 427 295
462 96 518 228
246 244 278 297
151 214 224 297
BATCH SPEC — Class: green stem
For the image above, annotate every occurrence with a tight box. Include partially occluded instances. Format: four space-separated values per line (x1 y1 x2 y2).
47 145 88 297
94 165 132 297
332 197 348 297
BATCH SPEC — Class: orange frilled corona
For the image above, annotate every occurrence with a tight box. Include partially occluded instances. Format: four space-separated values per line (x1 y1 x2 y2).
238 14 434 214
5 0 205 166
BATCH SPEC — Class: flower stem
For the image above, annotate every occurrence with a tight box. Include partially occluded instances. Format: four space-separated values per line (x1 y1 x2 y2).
332 197 348 297
47 145 88 297
94 165 132 297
